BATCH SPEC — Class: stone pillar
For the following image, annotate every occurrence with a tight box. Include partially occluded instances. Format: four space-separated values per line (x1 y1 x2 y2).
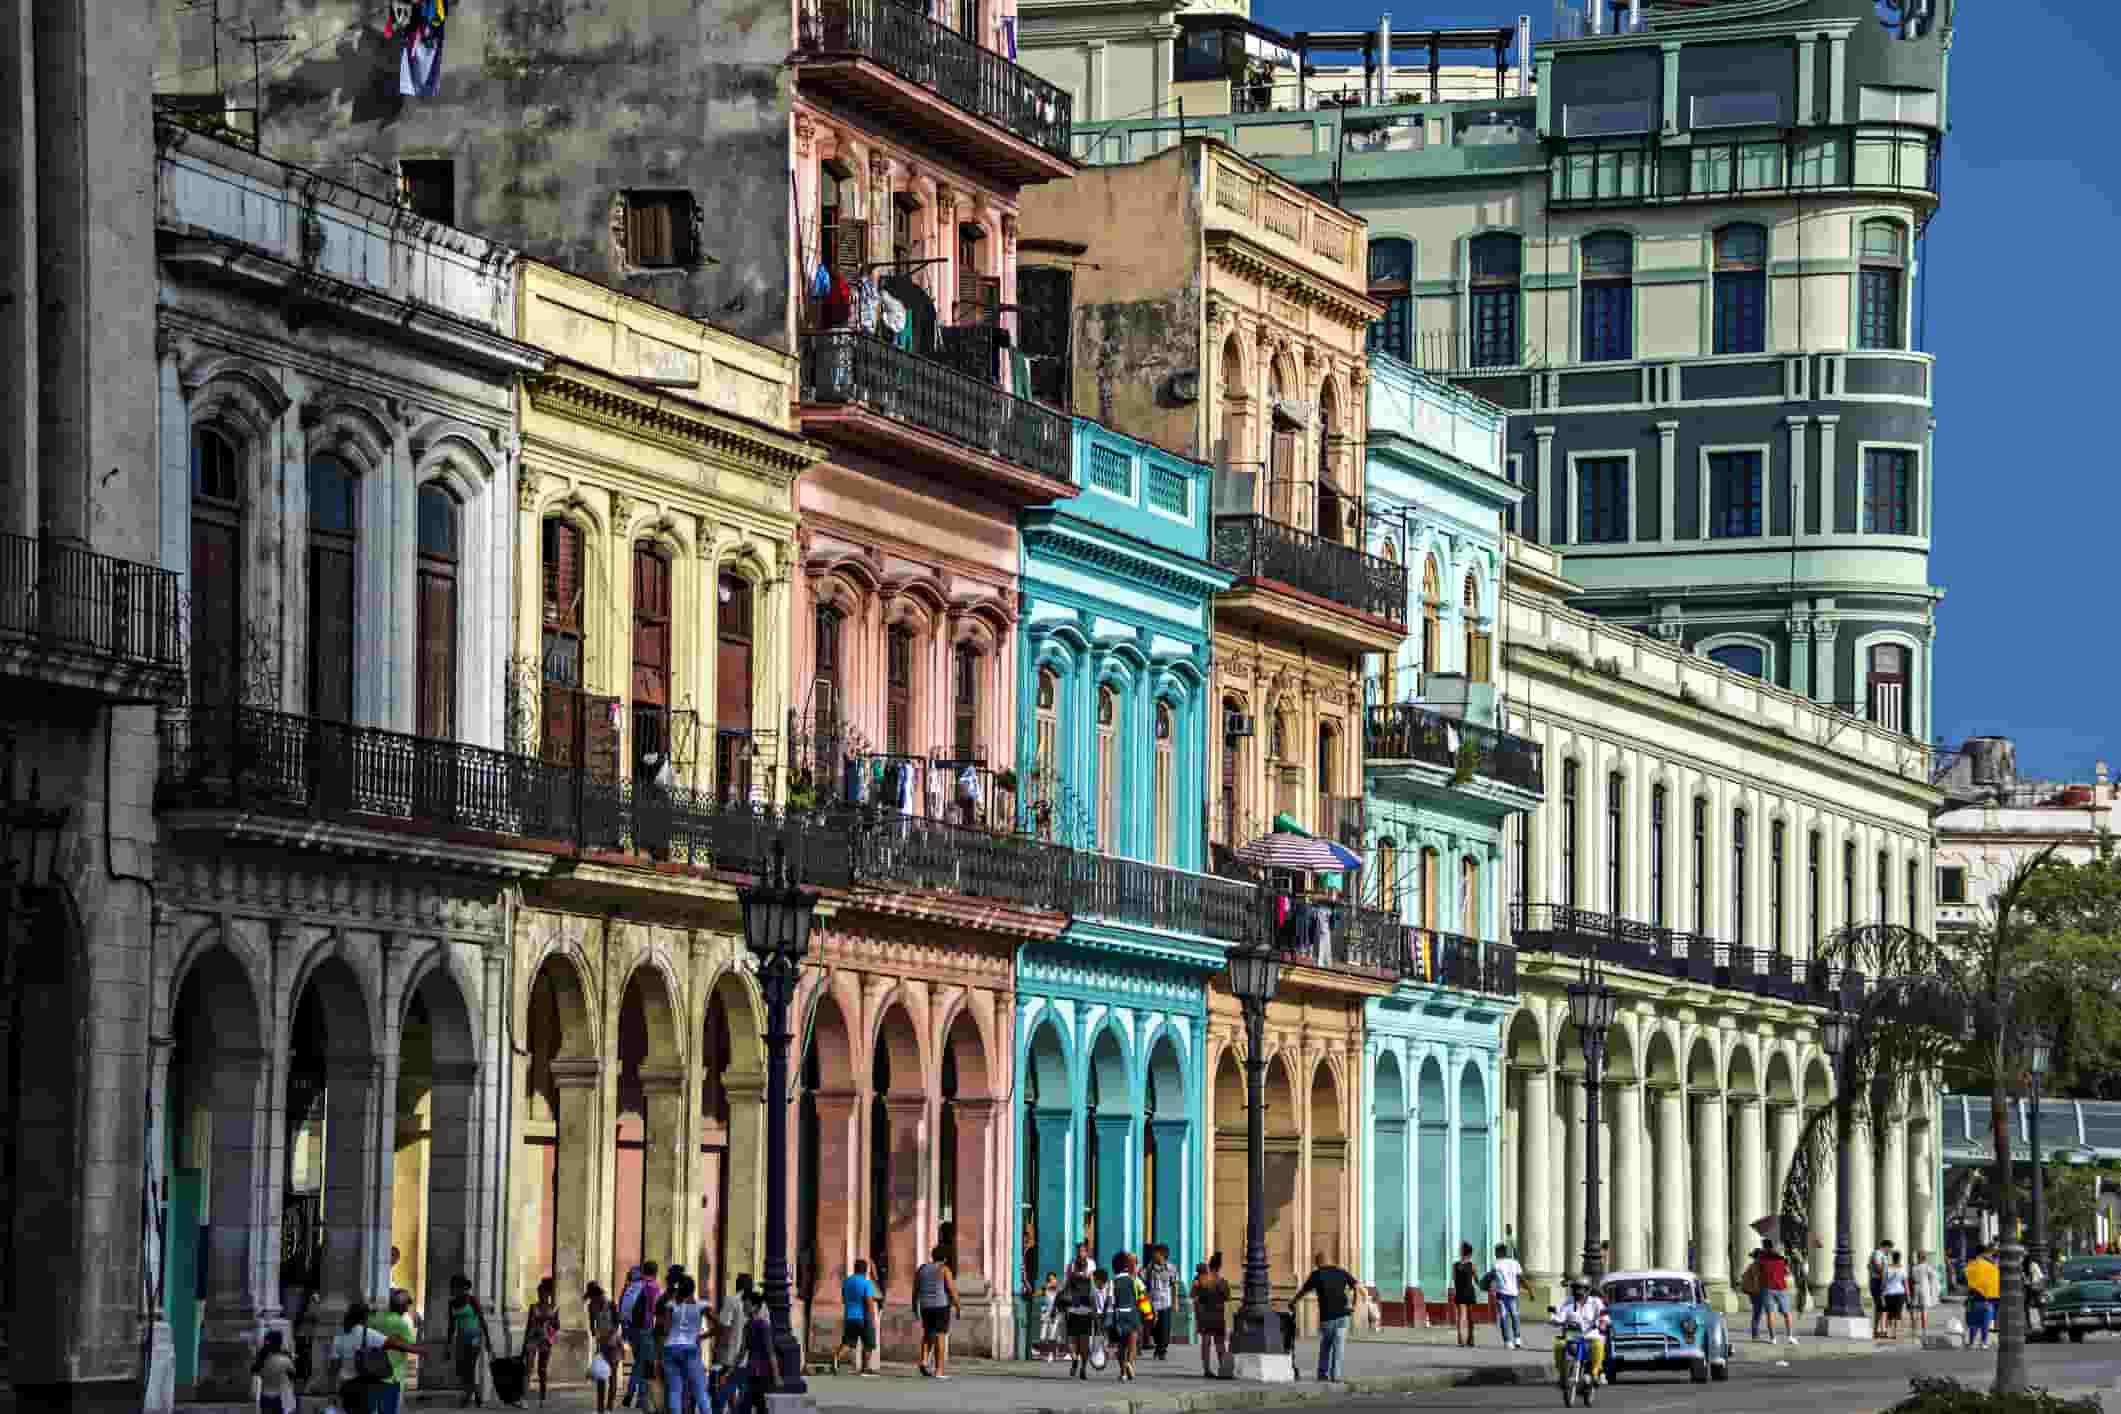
640 1069 688 1277
1094 1112 1136 1264
955 1097 1002 1287
1808 1114 1836 1308
1032 1108 1075 1284
809 1089 862 1345
1880 1111 1908 1257
1562 1075 1585 1274
1654 1086 1687 1271
317 1057 384 1312
1909 1119 1936 1263
1518 1067 1554 1290
1612 1082 1644 1271
721 1070 766 1300
1849 1117 1875 1298
1770 1103 1801 1220
883 1094 927 1307
548 1060 601 1311
1148 1117 1189 1269
1732 1097 1766 1285
423 1060 481 1311
1694 1090 1729 1303
198 1047 276 1387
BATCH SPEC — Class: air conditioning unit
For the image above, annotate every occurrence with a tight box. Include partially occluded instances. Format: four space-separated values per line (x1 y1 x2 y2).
1225 711 1255 740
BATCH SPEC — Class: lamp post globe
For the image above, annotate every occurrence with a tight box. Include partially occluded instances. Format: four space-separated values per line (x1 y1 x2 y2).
740 839 819 1400
1226 935 1292 1382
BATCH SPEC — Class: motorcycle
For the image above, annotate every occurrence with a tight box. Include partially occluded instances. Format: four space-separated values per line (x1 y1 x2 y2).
1557 1319 1597 1407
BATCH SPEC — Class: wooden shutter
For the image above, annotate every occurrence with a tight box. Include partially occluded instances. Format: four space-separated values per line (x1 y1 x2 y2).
416 566 456 738
717 639 753 731
629 197 675 267
543 685 579 766
833 219 867 277
309 542 355 721
544 520 583 632
631 546 671 708
190 518 239 705
1468 630 1492 684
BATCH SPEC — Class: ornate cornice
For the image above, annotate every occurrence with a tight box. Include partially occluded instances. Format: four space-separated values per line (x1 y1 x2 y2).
526 367 823 484
1020 521 1224 601
1205 235 1382 333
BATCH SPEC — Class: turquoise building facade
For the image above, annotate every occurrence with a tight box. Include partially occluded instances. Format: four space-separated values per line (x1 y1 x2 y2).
1359 355 1541 1317
1012 417 1233 1297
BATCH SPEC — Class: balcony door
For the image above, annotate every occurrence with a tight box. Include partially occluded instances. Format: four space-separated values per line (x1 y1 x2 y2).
632 545 673 780
1867 644 1907 733
716 573 754 804
189 428 243 708
415 485 458 741
542 517 586 767
307 457 358 723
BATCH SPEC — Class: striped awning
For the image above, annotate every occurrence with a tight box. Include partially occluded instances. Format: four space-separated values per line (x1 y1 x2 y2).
1235 829 1362 873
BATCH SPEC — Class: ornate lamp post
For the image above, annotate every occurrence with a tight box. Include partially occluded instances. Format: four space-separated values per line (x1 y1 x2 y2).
1819 1007 1868 1334
740 839 819 1403
1566 966 1616 1284
2028 1026 2054 1272
1226 935 1293 1382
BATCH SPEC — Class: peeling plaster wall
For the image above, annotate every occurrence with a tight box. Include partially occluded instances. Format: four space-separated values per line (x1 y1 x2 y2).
155 0 792 349
1017 147 1204 461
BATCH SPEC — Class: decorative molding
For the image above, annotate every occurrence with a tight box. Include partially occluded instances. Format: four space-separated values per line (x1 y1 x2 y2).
517 474 541 513
610 492 636 538
524 370 820 481
794 113 816 157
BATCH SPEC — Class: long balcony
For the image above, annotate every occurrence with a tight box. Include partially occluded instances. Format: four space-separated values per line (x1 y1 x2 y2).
796 0 1075 184
1364 702 1546 802
1264 899 1519 999
798 330 1076 505
0 531 186 703
1209 514 1408 656
1511 902 1858 1008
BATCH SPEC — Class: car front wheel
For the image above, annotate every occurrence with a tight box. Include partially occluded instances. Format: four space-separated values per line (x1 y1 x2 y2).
1710 1361 1730 1382
2071 1330 2088 1344
1690 1359 1710 1384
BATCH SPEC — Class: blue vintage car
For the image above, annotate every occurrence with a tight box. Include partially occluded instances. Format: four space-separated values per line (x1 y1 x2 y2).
2037 1256 2121 1342
1600 1269 1734 1383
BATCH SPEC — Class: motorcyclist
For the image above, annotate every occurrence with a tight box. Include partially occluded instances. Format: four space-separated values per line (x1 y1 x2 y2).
1551 1279 1608 1382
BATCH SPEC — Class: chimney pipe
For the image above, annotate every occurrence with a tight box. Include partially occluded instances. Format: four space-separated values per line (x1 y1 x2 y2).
1516 13 1532 94
1378 14 1393 106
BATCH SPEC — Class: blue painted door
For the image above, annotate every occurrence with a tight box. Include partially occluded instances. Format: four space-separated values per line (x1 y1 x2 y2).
165 1169 203 1387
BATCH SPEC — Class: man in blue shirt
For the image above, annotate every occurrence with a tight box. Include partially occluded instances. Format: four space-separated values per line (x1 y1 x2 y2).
833 1258 881 1376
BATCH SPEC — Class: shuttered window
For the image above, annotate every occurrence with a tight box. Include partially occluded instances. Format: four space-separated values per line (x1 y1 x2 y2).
954 645 979 761
887 626 913 756
717 574 753 732
632 545 672 709
813 605 841 733
307 457 357 722
415 484 458 739
190 428 243 707
541 518 586 764
1097 686 1117 854
625 191 697 269
1154 701 1175 866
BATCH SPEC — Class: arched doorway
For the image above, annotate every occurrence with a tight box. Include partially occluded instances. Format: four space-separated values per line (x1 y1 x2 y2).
1372 1051 1409 1321
1085 1026 1133 1261
1644 1028 1683 1270
522 955 595 1313
392 959 482 1341
1023 1018 1073 1288
700 971 765 1306
1143 1032 1186 1265
940 1008 992 1285
1210 1048 1246 1270
613 962 683 1293
1263 1053 1299 1281
797 990 856 1349
284 956 376 1322
1416 1056 1448 1299
870 1002 923 1304
1457 1063 1491 1274
1310 1059 1346 1265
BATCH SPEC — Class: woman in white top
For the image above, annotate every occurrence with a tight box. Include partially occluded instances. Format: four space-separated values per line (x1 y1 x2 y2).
659 1272 713 1414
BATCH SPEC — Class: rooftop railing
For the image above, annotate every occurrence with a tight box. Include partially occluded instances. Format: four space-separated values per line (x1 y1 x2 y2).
799 0 1073 157
1364 702 1546 796
1210 513 1408 625
0 530 185 684
799 329 1072 484
1511 901 1866 1006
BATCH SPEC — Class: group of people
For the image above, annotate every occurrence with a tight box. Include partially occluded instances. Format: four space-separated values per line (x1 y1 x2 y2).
526 1261 782 1414
1445 1242 1526 1348
1032 1243 1183 1382
249 1277 491 1414
1736 1240 1801 1344
1860 1240 1946 1341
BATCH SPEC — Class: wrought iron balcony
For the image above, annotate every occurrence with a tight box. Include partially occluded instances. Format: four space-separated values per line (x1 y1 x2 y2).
1404 926 1519 999
157 705 855 884
0 531 185 701
1510 902 1866 1006
798 330 1075 502
1364 702 1545 797
1068 851 1257 944
1210 514 1408 652
797 0 1074 180
1270 897 1402 980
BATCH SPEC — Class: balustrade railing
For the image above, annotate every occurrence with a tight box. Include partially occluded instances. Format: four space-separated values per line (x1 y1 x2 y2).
1210 514 1408 625
799 330 1072 483
0 530 184 679
1511 901 1868 1004
1070 851 1258 944
799 0 1073 157
1363 702 1545 796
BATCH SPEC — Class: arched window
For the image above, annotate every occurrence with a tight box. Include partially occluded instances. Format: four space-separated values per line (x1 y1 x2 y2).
1154 701 1175 866
716 572 754 803
1315 392 1340 542
1268 364 1298 524
886 624 913 754
189 427 243 707
1269 707 1288 762
1858 219 1907 350
1420 846 1440 932
1732 807 1749 946
1867 644 1908 733
1420 557 1442 684
811 602 841 738
1317 720 1339 839
1692 796 1709 932
1579 232 1633 362
542 516 587 762
1218 694 1246 846
307 456 358 721
1713 223 1767 354
1367 237 1414 361
1462 572 1490 684
1469 233 1522 368
819 167 862 286
415 484 458 739
1708 643 1766 679
631 543 673 778
1771 818 1787 954
1217 334 1248 479
1097 685 1119 853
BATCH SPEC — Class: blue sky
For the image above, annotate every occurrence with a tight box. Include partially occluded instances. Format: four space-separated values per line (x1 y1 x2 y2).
1247 0 2121 782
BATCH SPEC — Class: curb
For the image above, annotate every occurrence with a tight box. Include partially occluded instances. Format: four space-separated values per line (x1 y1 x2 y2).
1008 1363 1548 1414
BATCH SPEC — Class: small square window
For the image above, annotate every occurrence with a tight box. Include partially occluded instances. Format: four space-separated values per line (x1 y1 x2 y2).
401 159 455 225
624 191 700 269
1938 865 1966 905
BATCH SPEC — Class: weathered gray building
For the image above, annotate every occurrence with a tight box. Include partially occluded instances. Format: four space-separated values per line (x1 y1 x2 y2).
154 0 796 350
148 123 548 1402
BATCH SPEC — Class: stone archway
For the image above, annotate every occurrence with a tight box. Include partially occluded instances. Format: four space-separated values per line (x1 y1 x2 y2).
1603 1024 1641 1271
522 954 596 1316
614 959 684 1291
798 989 858 1345
1502 1010 1550 1286
1458 1063 1491 1274
1685 1035 1729 1293
394 958 481 1334
285 955 378 1329
1023 1017 1073 1288
1415 1055 1448 1300
1085 1024 1133 1262
870 1000 923 1305
1310 1057 1347 1268
1264 1052 1301 1282
1210 1048 1246 1272
1725 1041 1765 1285
700 970 765 1306
939 1005 995 1286
1643 1028 1684 1271
163 942 269 1393
1143 1030 1188 1267
1371 1050 1409 1319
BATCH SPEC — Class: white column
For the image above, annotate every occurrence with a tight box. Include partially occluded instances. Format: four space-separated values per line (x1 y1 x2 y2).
1732 1097 1766 1287
1880 1111 1909 1256
1613 1082 1644 1271
1563 1074 1586 1276
1771 1101 1802 1224
1655 1086 1687 1270
1909 1117 1936 1264
1809 1112 1836 1311
1521 1065 1554 1286
1694 1089 1730 1303
1849 1117 1876 1297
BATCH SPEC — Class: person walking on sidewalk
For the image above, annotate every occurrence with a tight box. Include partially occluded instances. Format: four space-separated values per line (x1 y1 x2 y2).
1143 1245 1177 1360
1296 1251 1358 1382
1193 1255 1231 1380
1741 1249 1765 1341
1758 1241 1797 1346
525 1279 561 1405
833 1261 878 1377
914 1245 961 1379
1909 1250 1941 1335
622 1262 662 1410
1883 1252 1909 1340
1062 1259 1098 1380
1449 1243 1480 1346
1869 1241 1893 1338
1965 1244 2000 1349
1108 1253 1145 1382
1487 1243 1524 1349
447 1275 493 1409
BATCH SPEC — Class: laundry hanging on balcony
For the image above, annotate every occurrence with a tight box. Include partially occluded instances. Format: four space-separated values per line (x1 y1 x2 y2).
385 0 447 97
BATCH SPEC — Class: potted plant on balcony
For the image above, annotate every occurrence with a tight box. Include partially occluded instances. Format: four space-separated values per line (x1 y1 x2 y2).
1451 740 1481 785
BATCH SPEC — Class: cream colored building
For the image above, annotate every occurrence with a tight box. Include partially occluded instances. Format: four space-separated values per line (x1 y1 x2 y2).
1497 535 1942 1311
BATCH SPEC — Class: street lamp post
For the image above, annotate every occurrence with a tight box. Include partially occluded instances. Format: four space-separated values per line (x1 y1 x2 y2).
1818 1007 1869 1336
1566 970 1616 1284
741 839 820 1407
2028 1026 2054 1272
1226 935 1293 1382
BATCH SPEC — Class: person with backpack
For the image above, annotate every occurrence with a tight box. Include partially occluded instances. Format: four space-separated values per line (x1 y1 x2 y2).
1061 1260 1097 1380
1107 1253 1145 1383
446 1276 493 1408
333 1299 426 1414
622 1262 662 1410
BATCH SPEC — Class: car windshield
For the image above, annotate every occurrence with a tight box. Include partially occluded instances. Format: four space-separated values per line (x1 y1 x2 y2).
2058 1259 2121 1283
1604 1278 1693 1304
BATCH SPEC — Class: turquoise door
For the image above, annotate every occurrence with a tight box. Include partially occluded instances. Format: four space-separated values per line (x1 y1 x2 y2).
1373 1052 1408 1296
165 1169 204 1387
1457 1066 1490 1269
1417 1058 1448 1294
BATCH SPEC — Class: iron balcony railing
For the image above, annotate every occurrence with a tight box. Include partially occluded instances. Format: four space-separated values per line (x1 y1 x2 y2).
0 530 184 679
1364 703 1546 797
800 0 1073 157
1510 901 1868 1006
1272 898 1403 978
1210 514 1409 626
799 330 1072 484
1070 851 1258 944
1406 926 1520 999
